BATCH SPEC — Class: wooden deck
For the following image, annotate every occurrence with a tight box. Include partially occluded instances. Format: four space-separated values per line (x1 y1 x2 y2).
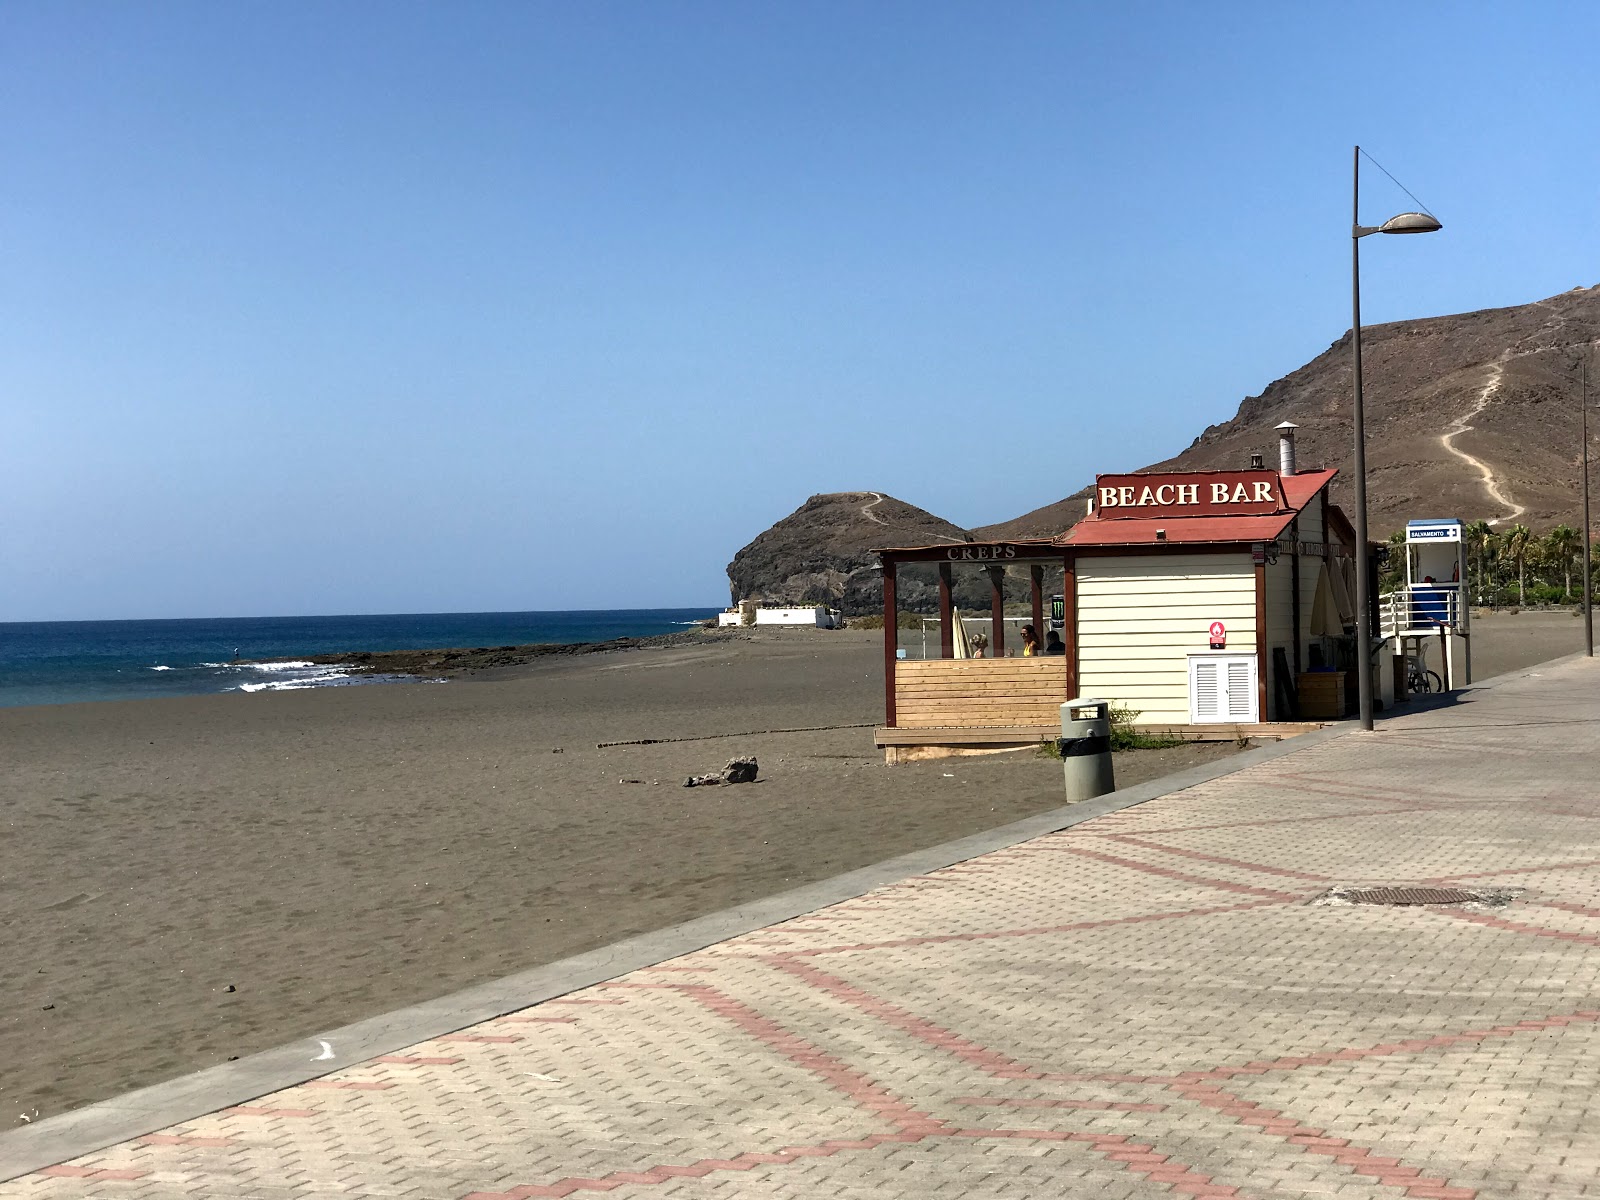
874 719 1329 763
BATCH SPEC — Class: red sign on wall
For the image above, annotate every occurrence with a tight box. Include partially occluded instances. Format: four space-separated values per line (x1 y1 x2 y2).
1209 621 1227 649
1093 470 1285 521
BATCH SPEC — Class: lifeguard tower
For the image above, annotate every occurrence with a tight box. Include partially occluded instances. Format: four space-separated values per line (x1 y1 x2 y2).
1379 518 1470 693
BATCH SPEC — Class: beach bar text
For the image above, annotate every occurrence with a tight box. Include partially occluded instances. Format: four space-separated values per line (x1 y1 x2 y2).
1093 470 1284 520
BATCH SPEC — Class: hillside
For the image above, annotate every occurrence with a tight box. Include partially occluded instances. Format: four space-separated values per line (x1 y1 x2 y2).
979 284 1600 540
732 287 1600 609
725 492 973 615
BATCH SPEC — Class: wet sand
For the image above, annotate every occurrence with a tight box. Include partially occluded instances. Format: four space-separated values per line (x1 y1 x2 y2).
1 610 1585 1124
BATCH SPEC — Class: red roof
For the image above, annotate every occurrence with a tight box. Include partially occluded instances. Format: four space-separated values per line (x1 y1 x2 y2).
1062 468 1337 548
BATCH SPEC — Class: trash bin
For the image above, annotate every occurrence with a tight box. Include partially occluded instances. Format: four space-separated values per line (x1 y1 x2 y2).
1059 697 1114 801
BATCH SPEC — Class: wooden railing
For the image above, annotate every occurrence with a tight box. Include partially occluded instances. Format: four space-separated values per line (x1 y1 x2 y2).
893 657 1069 728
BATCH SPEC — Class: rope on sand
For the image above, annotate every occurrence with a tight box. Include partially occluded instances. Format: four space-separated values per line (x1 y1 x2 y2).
597 722 877 749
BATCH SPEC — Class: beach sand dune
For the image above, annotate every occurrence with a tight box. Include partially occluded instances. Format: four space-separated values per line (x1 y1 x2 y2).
0 612 1581 1124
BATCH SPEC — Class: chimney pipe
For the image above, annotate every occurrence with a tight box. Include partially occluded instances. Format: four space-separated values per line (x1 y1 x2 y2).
1276 421 1299 475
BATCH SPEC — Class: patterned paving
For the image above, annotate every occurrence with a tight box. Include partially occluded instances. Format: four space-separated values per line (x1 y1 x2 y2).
6 658 1598 1198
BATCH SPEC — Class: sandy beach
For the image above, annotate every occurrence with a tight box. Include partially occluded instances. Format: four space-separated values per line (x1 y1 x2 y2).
1 610 1585 1125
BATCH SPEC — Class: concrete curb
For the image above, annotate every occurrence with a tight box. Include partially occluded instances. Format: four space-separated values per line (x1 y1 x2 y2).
0 723 1349 1182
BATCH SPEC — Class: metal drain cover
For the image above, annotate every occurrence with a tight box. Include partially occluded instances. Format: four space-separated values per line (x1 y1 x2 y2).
1314 885 1515 909
1339 887 1479 906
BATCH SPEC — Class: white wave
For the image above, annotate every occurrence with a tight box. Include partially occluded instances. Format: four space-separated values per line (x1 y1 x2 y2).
236 669 351 693
236 678 347 694
149 665 174 671
248 660 317 672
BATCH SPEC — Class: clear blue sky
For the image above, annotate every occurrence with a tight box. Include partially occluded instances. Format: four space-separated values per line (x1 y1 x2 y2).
4 1 1596 620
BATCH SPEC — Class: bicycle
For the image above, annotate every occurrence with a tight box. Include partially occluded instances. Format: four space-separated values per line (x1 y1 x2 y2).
1405 652 1443 694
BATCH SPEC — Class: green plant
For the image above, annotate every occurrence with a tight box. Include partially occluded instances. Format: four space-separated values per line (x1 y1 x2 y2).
1465 519 1496 598
1499 524 1533 606
1544 525 1581 598
1036 703 1182 757
1379 530 1408 593
1108 703 1183 751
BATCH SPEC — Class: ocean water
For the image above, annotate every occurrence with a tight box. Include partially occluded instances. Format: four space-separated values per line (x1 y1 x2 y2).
0 609 717 709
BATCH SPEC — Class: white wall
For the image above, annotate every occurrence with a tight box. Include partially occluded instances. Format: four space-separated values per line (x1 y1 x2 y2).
720 606 838 627
754 607 835 627
1076 552 1256 725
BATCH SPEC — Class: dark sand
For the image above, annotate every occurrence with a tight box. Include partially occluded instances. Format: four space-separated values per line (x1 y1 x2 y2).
1 610 1584 1123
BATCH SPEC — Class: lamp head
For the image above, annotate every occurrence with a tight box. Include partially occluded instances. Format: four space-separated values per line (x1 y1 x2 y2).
1378 211 1442 235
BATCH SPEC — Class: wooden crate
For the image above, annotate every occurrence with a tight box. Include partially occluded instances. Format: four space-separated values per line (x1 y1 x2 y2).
1297 672 1345 720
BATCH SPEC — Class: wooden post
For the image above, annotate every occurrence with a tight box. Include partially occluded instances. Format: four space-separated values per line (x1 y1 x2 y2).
938 561 954 659
1255 559 1269 721
988 565 1006 657
1322 490 1341 709
1030 564 1044 643
882 557 897 727
1290 518 1302 676
1062 553 1078 700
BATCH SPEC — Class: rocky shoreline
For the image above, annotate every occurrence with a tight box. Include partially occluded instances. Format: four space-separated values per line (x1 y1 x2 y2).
253 625 729 678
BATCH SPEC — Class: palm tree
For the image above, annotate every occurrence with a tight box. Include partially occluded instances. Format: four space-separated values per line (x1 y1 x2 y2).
1544 525 1582 599
1464 519 1495 601
1381 530 1407 593
1499 524 1534 605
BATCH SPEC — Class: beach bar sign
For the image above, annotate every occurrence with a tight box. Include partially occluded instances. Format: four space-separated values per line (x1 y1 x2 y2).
1094 470 1285 520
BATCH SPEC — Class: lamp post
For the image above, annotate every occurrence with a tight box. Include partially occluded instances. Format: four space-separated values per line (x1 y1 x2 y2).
1351 145 1441 732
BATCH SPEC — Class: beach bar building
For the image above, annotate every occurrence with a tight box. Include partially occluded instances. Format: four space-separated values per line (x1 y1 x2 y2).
875 429 1364 762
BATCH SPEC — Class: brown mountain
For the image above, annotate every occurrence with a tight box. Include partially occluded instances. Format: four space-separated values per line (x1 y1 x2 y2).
978 284 1600 541
732 287 1600 611
725 492 973 615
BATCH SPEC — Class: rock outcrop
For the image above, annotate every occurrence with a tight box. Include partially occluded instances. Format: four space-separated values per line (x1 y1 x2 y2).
725 492 973 615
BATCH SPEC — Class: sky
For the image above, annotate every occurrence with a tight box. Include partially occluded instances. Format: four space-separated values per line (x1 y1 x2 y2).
4 1 1598 620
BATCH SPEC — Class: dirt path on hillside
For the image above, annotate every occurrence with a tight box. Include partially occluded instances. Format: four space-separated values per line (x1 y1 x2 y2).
1440 358 1526 526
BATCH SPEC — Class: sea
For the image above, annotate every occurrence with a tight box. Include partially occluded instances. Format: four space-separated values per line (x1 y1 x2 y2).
0 609 719 709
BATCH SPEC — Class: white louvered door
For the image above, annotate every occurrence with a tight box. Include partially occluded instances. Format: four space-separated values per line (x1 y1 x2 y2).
1189 655 1257 723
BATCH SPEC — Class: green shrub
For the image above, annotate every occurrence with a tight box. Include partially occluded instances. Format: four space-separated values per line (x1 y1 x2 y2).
849 611 931 630
1037 702 1182 756
1109 703 1183 750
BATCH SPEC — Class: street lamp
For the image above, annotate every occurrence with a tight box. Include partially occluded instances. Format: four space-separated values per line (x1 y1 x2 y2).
1351 145 1441 732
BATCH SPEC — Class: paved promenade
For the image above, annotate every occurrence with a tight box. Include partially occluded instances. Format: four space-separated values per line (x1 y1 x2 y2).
5 656 1599 1199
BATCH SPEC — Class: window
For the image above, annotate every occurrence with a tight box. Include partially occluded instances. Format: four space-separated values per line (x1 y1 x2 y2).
1189 655 1257 723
